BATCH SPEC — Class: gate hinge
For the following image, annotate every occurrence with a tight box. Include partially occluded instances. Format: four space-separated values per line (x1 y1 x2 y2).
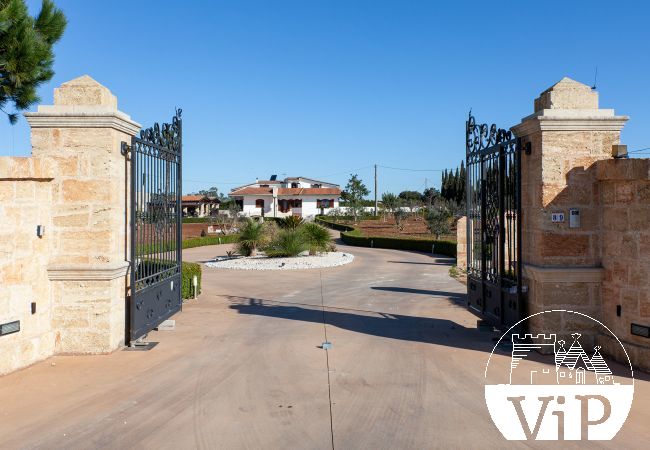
121 141 131 156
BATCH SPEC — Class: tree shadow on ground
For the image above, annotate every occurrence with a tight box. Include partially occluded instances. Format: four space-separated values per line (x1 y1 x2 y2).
385 260 448 266
370 286 466 306
225 295 642 381
227 295 499 354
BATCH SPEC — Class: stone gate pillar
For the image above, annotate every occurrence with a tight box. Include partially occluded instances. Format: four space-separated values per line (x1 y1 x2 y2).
511 78 628 345
25 76 140 353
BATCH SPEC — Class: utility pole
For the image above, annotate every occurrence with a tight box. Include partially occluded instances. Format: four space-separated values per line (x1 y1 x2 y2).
374 164 378 216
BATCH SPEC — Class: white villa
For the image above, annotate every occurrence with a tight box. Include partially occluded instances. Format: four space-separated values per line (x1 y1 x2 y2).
230 176 341 219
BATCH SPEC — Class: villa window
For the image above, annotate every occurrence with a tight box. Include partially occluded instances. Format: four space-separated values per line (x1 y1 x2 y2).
279 200 290 213
311 183 322 188
255 199 264 208
291 182 299 188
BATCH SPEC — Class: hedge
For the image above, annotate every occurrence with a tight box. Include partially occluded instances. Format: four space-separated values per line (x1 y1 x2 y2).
315 214 380 222
134 259 202 300
182 234 240 249
316 218 456 258
181 261 202 299
182 217 210 223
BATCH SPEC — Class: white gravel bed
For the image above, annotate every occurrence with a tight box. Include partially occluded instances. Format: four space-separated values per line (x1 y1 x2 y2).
205 251 354 270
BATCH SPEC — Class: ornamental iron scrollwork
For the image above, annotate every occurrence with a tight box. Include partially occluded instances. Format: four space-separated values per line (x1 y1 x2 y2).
466 111 513 154
139 108 183 153
464 110 522 330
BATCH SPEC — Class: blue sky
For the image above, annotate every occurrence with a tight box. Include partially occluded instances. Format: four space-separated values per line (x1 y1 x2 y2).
2 1 650 196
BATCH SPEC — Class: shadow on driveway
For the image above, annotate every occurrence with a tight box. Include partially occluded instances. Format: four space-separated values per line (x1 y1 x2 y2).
227 295 498 353
370 286 466 304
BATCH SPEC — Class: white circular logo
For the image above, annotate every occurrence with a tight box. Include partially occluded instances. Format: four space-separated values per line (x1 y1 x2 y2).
484 310 634 441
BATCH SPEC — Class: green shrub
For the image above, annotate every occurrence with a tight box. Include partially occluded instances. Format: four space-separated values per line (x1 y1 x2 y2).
317 214 379 222
301 222 332 255
181 261 201 299
316 218 457 258
237 219 268 256
264 229 308 257
281 215 304 229
182 234 239 249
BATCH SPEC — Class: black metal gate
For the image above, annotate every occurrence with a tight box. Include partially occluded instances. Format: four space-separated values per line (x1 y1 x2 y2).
124 110 183 342
465 113 522 329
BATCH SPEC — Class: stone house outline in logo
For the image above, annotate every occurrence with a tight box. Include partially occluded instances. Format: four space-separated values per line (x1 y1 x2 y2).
509 333 616 386
484 310 635 441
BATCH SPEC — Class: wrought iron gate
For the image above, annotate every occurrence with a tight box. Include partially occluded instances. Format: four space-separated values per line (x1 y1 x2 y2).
124 110 183 342
465 113 522 329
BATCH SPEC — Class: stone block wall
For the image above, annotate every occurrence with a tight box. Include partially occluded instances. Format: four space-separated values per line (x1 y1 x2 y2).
596 159 650 371
0 76 140 374
0 158 55 373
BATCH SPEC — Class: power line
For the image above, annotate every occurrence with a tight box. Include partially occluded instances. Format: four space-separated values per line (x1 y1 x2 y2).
314 165 374 178
377 164 448 172
184 179 249 185
628 147 650 154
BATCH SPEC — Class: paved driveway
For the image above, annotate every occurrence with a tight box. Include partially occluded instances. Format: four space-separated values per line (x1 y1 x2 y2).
0 237 649 449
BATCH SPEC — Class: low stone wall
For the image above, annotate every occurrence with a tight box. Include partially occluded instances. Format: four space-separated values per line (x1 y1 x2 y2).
0 157 54 373
596 158 650 370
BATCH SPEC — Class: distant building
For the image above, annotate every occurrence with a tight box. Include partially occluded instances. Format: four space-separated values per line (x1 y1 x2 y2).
230 176 341 219
181 195 220 217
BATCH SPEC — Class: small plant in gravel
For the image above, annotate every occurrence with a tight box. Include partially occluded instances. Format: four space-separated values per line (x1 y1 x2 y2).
301 222 332 255
237 219 268 256
264 229 308 257
281 215 304 229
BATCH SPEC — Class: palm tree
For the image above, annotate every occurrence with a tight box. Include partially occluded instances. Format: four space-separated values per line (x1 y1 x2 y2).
237 219 266 256
301 223 332 255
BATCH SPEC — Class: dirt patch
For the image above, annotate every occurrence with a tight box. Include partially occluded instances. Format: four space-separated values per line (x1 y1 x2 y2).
340 216 456 241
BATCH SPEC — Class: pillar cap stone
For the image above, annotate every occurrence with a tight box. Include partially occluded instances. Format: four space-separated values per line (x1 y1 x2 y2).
512 77 628 136
24 75 141 136
534 77 598 111
54 75 118 108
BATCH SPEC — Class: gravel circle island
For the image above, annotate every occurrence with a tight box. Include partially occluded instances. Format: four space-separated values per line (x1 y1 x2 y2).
204 251 354 270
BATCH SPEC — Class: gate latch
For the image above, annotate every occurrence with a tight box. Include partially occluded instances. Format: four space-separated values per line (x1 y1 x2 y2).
121 141 131 156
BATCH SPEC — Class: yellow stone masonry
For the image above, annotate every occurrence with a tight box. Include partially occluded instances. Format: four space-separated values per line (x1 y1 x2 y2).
0 75 139 374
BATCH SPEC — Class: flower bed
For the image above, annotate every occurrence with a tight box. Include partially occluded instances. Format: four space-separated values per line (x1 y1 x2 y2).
205 251 354 270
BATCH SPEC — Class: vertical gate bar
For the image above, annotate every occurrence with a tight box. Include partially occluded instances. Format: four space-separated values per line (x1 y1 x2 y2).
480 149 486 311
466 153 470 273
130 137 136 342
465 117 471 275
516 138 523 300
498 143 506 324
177 115 183 307
148 144 152 281
498 143 505 284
